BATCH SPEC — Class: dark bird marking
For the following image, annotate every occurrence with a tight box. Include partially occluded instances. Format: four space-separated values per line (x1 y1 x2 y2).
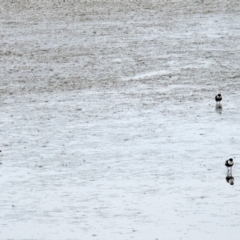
215 94 222 104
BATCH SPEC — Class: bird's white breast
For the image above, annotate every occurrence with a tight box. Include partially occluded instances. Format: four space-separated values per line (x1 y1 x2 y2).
228 160 233 166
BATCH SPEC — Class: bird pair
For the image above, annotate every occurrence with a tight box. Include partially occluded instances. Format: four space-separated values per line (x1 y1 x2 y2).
215 93 234 182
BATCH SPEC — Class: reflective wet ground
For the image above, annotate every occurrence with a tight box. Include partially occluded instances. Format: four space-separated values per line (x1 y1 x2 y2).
1 1 240 239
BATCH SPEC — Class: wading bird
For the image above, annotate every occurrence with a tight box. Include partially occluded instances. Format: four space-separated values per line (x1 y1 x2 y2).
215 94 222 105
225 158 234 174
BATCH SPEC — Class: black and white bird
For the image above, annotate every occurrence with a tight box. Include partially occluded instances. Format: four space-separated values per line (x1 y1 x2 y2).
215 94 222 105
225 158 234 174
225 158 234 168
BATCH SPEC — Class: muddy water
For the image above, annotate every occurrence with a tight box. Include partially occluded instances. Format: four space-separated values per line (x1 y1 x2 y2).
1 1 240 239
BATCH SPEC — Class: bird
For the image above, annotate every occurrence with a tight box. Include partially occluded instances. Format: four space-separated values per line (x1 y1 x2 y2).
225 158 234 167
225 158 234 174
215 94 222 105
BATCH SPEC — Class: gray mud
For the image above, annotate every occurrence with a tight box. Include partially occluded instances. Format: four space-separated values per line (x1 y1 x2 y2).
1 1 240 239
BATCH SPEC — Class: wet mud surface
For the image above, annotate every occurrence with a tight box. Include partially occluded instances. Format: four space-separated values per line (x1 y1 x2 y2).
1 1 240 239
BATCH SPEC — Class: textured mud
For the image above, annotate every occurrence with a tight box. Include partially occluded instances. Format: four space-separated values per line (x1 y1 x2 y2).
1 0 240 239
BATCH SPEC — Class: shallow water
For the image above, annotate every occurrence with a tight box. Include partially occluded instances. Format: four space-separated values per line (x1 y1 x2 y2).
1 1 240 239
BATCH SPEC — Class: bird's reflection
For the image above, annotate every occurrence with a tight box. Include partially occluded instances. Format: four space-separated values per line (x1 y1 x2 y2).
215 105 222 115
226 174 234 185
226 169 234 185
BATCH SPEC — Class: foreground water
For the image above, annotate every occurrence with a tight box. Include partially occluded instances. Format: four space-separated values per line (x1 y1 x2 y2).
1 1 240 239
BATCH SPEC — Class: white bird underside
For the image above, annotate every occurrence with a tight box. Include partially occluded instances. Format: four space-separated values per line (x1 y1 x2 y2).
227 160 233 166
